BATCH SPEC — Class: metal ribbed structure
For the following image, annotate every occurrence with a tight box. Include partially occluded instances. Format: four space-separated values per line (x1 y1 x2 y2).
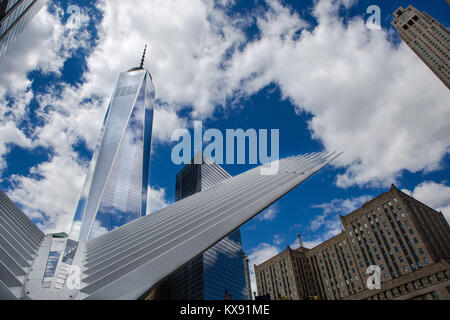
0 190 45 299
78 152 340 300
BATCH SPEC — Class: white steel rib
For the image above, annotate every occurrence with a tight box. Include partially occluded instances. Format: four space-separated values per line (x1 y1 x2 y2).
77 152 340 300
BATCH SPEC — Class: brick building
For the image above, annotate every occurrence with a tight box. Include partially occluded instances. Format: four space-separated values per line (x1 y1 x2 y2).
392 5 450 89
255 185 450 300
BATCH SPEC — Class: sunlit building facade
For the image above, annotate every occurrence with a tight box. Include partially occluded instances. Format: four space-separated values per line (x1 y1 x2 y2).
255 185 450 300
69 59 155 242
392 5 450 89
0 0 46 58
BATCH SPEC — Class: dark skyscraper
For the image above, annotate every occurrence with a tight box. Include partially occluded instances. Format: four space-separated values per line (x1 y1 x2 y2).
164 153 247 300
0 153 337 299
0 0 47 58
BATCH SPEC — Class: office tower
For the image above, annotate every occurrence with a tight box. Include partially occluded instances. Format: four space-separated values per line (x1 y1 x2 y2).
166 153 247 300
255 185 450 300
0 152 338 299
255 245 322 300
0 0 47 58
392 5 450 89
243 252 252 300
69 47 155 242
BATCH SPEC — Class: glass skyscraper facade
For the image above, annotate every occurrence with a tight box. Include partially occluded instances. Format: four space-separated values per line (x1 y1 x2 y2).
0 0 46 58
167 154 247 300
69 63 155 242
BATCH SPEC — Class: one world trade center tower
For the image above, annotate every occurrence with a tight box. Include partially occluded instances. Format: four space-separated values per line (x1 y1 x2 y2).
70 47 155 242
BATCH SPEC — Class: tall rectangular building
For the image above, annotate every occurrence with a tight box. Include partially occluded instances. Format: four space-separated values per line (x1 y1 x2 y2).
255 185 450 300
254 245 322 300
392 5 450 89
69 53 155 242
243 252 252 300
158 153 247 300
0 0 47 58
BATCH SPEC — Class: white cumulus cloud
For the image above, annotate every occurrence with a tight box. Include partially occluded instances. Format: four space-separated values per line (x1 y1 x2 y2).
247 243 281 296
404 181 450 222
1 0 450 238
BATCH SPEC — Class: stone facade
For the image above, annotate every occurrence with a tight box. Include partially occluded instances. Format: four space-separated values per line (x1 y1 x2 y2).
392 5 450 89
255 185 450 300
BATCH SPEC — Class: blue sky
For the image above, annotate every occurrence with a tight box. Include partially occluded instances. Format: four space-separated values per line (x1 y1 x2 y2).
0 0 449 292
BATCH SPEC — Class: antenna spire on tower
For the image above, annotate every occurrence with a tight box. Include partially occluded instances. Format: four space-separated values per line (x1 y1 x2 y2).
139 44 147 69
297 234 303 248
